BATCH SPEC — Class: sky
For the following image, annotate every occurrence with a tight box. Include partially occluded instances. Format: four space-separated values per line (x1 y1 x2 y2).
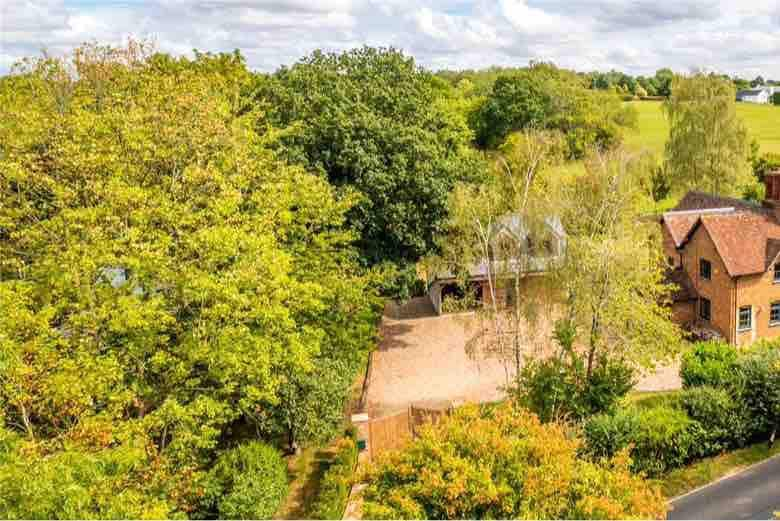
2 0 779 78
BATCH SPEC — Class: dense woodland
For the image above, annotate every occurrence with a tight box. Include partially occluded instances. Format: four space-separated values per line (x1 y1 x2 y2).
0 41 777 519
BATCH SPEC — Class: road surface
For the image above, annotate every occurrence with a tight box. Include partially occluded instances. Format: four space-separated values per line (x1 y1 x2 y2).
668 454 780 520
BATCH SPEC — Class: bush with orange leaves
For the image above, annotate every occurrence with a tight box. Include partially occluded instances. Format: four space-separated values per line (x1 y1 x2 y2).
361 402 666 520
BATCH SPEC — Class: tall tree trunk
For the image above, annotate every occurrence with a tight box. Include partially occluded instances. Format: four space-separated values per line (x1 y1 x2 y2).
587 314 599 379
287 424 298 455
18 402 35 441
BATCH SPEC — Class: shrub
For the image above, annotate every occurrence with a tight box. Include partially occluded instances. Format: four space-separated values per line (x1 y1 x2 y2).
513 331 634 423
680 341 738 388
582 407 642 460
514 357 582 422
681 386 750 454
732 347 780 439
310 435 358 520
362 403 667 519
583 361 636 414
583 406 701 476
632 391 683 410
205 442 288 520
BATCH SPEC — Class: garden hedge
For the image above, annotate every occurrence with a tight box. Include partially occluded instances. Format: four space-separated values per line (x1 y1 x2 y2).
583 405 701 476
310 433 358 520
680 340 738 389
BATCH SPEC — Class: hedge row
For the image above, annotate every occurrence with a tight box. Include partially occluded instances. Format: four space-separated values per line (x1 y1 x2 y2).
309 432 359 520
583 340 780 477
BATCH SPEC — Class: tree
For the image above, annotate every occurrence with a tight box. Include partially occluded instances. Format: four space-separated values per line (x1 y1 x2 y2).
475 63 637 156
773 92 780 106
556 149 682 378
256 47 484 295
435 130 565 381
663 72 754 196
361 402 667 520
0 42 380 516
654 68 675 97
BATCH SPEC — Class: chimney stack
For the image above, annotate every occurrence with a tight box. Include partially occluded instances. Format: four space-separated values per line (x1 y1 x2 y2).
766 170 780 203
764 170 780 221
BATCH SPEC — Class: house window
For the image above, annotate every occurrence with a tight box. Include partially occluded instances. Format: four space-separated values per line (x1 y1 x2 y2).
774 264 780 283
738 305 752 331
699 297 711 321
700 259 712 280
771 303 780 326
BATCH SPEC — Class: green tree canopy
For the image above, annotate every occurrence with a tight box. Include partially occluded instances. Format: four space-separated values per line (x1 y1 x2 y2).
556 149 682 376
0 41 380 517
473 63 637 156
255 47 484 282
663 72 754 196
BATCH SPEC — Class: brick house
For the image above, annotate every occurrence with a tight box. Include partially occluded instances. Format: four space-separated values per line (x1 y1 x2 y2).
662 170 780 345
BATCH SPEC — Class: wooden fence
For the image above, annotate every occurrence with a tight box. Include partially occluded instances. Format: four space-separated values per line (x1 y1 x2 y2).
367 403 453 460
368 410 411 460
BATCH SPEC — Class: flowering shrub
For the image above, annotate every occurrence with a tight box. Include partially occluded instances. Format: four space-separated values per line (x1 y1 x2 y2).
361 403 666 520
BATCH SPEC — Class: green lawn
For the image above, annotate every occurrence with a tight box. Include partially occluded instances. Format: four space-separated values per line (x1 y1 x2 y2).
624 100 780 156
658 441 780 499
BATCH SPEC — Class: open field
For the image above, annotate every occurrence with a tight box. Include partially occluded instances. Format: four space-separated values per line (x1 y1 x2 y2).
624 100 780 156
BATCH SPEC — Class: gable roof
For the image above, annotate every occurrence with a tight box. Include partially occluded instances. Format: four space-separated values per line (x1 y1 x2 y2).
673 191 765 213
738 89 768 97
663 213 701 248
491 214 565 242
678 212 780 277
662 191 771 250
697 213 772 276
662 209 733 248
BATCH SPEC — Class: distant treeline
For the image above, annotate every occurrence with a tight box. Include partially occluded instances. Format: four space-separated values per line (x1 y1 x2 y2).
437 65 778 98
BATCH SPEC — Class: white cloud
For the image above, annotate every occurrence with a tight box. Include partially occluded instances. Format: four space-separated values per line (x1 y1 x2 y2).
500 0 569 34
1 0 778 78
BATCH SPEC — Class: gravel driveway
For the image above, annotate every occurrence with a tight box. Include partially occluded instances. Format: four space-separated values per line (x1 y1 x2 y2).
366 312 513 417
366 299 682 418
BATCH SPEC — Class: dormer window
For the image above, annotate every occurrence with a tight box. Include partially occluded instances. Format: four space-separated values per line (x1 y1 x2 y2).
774 263 780 283
700 259 712 280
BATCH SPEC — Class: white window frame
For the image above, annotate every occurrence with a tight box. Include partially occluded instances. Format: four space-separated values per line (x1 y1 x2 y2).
771 302 780 326
738 305 752 331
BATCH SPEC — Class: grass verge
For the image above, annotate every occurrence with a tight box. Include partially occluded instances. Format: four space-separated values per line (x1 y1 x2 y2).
275 445 339 519
658 440 780 498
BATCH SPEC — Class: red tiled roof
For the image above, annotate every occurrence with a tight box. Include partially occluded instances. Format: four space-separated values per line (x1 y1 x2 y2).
686 212 780 277
673 191 768 214
663 214 701 248
664 191 780 277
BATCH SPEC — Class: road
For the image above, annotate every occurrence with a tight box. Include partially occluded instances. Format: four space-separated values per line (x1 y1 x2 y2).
668 454 780 520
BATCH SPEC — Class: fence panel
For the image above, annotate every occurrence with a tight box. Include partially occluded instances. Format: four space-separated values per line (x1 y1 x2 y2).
409 404 452 437
368 410 412 460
